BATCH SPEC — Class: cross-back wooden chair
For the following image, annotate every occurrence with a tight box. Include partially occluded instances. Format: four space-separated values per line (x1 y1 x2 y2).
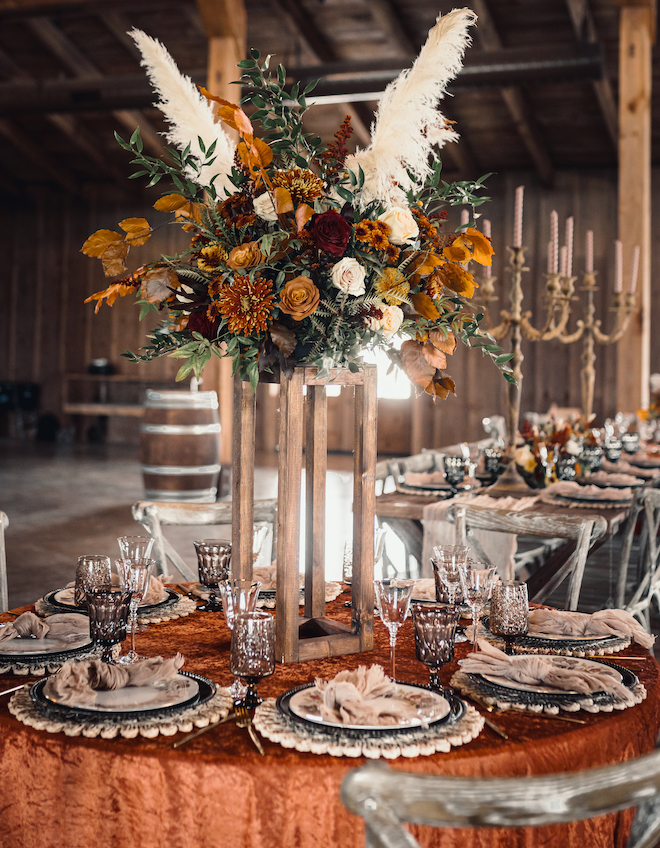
131 499 277 582
0 511 8 613
447 503 607 610
341 754 660 848
624 488 660 632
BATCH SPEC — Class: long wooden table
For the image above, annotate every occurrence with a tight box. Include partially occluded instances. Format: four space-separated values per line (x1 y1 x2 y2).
1 593 659 848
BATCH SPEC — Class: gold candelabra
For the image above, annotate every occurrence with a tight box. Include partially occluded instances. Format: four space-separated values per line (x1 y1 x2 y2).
476 245 637 495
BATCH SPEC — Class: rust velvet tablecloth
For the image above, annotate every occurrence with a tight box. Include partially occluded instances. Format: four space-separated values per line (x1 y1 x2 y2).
0 592 659 848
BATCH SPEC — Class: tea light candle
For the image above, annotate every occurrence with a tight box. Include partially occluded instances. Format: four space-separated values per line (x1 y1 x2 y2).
550 210 559 274
565 216 574 277
614 240 623 293
513 185 524 248
586 230 594 273
630 245 640 294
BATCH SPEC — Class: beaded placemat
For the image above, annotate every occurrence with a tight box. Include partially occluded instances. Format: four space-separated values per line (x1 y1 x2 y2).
468 620 630 657
0 644 104 676
8 681 232 739
35 593 197 624
253 695 483 759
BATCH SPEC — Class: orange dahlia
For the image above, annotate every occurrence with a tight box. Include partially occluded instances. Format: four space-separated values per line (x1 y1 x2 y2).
217 276 276 335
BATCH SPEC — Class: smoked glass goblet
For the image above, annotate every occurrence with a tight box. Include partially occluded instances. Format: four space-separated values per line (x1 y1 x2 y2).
373 578 415 680
75 555 112 607
443 456 467 496
489 580 529 655
219 579 262 701
412 604 460 693
115 558 155 664
464 565 495 652
194 539 232 612
85 587 133 663
230 611 276 710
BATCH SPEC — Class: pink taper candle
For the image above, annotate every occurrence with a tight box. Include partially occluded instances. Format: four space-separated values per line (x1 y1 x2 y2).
586 230 594 273
482 219 492 277
565 217 574 277
513 186 524 248
630 245 640 294
614 240 623 293
461 209 469 228
547 241 553 274
550 210 559 274
560 246 568 278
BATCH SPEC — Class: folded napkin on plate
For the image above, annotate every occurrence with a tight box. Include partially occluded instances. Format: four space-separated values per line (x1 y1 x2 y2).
405 471 448 487
528 608 655 649
548 481 632 501
602 459 657 479
463 639 631 699
629 452 660 468
0 612 89 644
412 578 436 601
252 562 302 592
43 653 185 706
583 470 643 487
311 664 423 726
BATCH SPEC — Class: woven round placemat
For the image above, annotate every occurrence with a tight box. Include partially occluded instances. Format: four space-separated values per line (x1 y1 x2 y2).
35 594 197 625
467 620 630 658
253 696 483 759
0 644 104 676
8 682 232 739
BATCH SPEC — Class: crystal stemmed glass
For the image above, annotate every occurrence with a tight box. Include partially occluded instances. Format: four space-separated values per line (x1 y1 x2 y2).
117 535 154 562
74 555 112 607
489 580 529 655
230 611 276 710
430 558 469 642
194 539 232 611
463 565 496 652
443 455 467 496
115 558 155 664
412 604 461 693
85 587 133 663
433 544 471 567
373 578 415 680
219 578 262 700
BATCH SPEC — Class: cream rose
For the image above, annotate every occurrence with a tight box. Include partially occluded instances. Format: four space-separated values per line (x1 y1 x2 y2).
378 206 419 245
515 445 537 473
379 305 404 337
565 439 581 456
253 192 278 222
331 257 366 296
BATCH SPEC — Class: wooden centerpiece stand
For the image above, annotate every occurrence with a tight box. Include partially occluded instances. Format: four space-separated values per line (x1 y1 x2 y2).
231 364 377 664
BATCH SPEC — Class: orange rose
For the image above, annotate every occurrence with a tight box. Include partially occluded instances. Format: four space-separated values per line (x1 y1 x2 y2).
227 241 263 271
278 276 320 321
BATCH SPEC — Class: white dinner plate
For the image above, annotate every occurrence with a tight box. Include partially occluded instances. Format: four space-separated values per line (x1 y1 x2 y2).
43 673 200 712
288 682 450 731
0 632 91 655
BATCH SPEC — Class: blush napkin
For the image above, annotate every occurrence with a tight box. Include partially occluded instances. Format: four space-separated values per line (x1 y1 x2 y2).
547 481 633 501
528 608 655 649
0 611 89 644
43 653 185 706
462 639 632 699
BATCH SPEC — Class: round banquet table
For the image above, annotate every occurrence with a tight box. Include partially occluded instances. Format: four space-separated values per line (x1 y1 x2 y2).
0 591 658 848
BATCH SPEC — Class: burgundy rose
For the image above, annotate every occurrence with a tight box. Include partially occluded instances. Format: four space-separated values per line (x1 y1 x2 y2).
309 209 351 257
187 310 219 339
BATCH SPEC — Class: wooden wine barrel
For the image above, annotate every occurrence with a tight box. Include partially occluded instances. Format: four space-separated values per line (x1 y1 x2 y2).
140 390 221 502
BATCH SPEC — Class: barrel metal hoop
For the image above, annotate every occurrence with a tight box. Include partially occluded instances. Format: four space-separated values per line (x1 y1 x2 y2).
144 390 218 410
141 464 221 476
143 488 217 502
141 423 221 435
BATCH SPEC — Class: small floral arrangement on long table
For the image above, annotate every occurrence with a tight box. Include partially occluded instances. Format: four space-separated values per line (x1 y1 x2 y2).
82 9 513 393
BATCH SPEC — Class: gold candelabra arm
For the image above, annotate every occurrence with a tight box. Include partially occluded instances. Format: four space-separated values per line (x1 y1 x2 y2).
557 318 586 345
518 274 573 341
593 292 637 344
487 310 512 340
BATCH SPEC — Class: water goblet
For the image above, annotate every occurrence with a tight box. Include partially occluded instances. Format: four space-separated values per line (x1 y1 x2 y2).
430 558 468 643
604 436 623 463
489 580 529 655
463 565 496 652
433 544 470 567
443 456 467 497
219 578 262 700
85 587 133 663
75 555 112 607
230 611 276 709
412 604 460 693
579 444 603 475
373 578 415 680
194 539 232 611
117 535 154 561
622 432 640 454
115 558 155 664
483 447 503 482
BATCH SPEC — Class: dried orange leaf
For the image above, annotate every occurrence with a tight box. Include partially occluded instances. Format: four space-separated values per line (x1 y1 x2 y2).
200 88 253 137
252 137 273 167
410 292 440 320
443 237 471 263
428 374 456 399
84 281 133 312
81 229 124 258
429 263 478 298
270 321 296 356
465 227 494 266
154 194 189 213
119 217 152 246
407 250 444 277
399 340 436 390
420 341 447 371
295 204 315 232
429 329 457 355
100 240 130 277
273 186 294 214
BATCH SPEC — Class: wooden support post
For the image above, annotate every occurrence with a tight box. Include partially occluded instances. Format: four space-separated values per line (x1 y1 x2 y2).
616 2 653 411
232 376 255 580
305 385 327 619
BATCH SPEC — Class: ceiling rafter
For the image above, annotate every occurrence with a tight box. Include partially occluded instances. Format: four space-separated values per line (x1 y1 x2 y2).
26 15 168 159
564 0 618 147
469 0 554 186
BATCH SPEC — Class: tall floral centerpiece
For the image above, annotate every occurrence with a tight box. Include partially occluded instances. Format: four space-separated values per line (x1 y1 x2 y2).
82 9 513 662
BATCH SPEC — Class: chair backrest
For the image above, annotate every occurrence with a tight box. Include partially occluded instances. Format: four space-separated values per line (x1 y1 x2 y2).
446 504 607 610
341 754 660 848
0 511 8 613
624 488 660 631
131 499 277 581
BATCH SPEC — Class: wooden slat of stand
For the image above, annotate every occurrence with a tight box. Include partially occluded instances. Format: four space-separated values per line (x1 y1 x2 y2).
305 384 327 619
232 377 256 580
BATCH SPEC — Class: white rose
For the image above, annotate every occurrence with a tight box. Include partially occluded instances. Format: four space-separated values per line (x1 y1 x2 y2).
515 445 537 473
378 206 419 245
565 439 581 456
331 257 366 296
253 192 278 222
379 305 404 337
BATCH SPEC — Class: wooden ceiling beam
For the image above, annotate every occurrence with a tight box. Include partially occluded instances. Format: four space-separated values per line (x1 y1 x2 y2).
26 15 168 158
469 0 554 186
0 117 80 193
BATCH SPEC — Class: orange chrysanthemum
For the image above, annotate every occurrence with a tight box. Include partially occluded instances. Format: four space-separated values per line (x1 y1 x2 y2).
272 168 324 205
385 244 401 264
217 275 276 334
208 275 224 297
197 244 228 271
354 219 390 248
411 205 437 242
216 193 255 230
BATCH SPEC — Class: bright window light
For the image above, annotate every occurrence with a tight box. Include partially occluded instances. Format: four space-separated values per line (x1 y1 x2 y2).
363 343 411 400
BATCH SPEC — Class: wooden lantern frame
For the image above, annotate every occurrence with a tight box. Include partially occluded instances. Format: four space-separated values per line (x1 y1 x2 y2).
232 364 377 663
